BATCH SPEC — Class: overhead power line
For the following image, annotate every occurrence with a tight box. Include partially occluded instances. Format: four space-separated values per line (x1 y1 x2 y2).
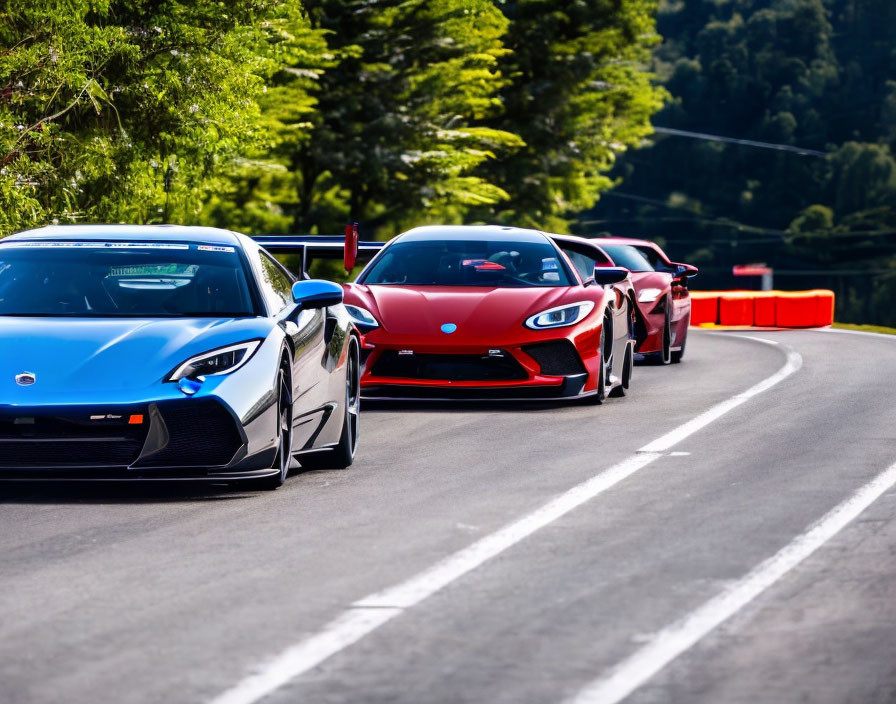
652 126 829 157
587 192 896 242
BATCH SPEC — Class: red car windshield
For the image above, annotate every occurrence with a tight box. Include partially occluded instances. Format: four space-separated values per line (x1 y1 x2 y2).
360 240 573 287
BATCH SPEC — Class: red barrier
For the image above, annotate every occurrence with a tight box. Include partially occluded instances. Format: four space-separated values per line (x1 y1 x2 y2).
718 292 755 326
689 289 835 328
689 291 719 325
813 289 835 326
753 291 777 327
776 291 826 327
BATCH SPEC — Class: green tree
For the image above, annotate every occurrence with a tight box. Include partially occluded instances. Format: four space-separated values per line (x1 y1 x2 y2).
0 0 310 236
473 0 666 231
222 0 523 239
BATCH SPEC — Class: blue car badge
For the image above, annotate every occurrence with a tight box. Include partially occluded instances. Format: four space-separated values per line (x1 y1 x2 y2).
15 372 36 386
441 323 457 334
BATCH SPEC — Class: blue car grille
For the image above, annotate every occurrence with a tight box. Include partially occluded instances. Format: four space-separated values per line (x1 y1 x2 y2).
0 398 242 470
0 415 145 468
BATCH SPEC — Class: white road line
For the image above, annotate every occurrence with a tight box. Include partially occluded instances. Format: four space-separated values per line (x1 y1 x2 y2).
639 338 800 453
566 457 896 704
817 327 896 341
209 335 801 704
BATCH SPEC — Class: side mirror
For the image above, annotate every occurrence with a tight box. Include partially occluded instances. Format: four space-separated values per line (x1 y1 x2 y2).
673 263 699 279
292 279 343 309
592 266 630 286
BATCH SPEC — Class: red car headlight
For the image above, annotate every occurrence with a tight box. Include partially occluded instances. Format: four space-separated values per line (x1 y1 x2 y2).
524 301 595 330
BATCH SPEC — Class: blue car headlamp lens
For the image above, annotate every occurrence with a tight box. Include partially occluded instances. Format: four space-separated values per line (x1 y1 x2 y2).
524 301 595 330
167 340 261 382
344 304 379 329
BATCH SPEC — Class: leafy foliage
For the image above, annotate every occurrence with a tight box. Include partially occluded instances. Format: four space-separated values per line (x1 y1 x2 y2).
0 0 303 235
473 0 666 231
1 0 665 262
204 0 524 240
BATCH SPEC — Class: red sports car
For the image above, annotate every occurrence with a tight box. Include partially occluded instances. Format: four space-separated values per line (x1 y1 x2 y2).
340 225 637 402
571 237 698 364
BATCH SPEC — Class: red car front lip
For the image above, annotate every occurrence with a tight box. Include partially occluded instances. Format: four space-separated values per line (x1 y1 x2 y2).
361 376 566 389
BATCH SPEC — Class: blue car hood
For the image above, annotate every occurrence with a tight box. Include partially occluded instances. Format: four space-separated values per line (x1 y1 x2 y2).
0 316 274 405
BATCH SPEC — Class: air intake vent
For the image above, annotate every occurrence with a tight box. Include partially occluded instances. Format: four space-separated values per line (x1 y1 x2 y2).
136 399 242 468
522 341 587 376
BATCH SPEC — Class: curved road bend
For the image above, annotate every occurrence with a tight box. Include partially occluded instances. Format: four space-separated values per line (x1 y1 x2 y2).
1 329 895 704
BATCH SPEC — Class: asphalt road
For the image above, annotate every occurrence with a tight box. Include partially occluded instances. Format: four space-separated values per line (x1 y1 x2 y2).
2 328 896 704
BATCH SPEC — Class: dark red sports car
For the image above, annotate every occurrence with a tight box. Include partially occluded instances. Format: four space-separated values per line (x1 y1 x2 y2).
341 226 637 402
581 237 698 363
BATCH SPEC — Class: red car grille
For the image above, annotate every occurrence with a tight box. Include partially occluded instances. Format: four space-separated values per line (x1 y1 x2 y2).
370 351 528 382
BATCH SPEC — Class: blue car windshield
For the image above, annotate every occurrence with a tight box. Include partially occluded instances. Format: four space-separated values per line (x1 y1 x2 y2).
0 242 256 317
360 239 573 287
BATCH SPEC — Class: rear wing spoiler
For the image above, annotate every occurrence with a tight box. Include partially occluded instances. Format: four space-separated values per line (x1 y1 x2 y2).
252 224 385 278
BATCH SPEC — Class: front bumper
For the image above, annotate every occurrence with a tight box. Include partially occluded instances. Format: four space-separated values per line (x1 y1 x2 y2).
362 373 592 401
359 336 597 401
0 397 272 480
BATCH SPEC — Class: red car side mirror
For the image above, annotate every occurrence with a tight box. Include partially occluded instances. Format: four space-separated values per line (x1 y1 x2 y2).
673 263 698 279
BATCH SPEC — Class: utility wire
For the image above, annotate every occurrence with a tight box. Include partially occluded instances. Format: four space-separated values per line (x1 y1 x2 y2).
652 126 829 157
587 192 896 241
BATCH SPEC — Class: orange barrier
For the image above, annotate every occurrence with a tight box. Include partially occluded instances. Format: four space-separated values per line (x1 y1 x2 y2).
776 289 835 327
689 291 719 325
689 289 835 328
752 291 777 327
815 289 835 326
718 292 755 326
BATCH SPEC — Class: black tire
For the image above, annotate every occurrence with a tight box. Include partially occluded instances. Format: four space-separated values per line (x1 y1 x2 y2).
609 342 633 398
297 338 360 470
659 308 672 365
671 317 688 363
250 365 292 491
590 326 608 405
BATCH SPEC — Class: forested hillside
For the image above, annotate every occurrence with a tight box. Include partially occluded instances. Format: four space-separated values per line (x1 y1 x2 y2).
583 0 896 324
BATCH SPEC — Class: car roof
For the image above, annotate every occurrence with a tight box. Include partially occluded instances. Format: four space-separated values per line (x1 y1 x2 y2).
395 225 552 245
585 236 657 248
550 233 606 247
4 224 244 246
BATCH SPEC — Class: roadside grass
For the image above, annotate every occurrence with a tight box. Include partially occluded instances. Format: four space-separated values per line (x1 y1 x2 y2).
833 322 896 336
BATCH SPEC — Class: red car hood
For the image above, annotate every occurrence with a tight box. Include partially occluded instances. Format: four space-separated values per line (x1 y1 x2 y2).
345 284 581 336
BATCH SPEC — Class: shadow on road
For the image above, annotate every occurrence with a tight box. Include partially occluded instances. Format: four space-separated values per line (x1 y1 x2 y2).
360 398 584 414
0 480 257 505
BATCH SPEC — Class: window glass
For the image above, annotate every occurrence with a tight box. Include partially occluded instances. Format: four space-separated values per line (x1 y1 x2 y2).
560 247 598 282
633 246 674 273
599 244 655 272
360 239 572 287
258 252 295 313
0 242 255 317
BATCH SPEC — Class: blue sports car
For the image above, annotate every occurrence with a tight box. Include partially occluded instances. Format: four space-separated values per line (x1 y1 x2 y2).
0 225 361 489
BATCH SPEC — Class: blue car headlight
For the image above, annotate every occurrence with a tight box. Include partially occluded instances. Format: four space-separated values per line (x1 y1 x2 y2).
167 340 262 382
345 304 379 329
524 301 595 330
